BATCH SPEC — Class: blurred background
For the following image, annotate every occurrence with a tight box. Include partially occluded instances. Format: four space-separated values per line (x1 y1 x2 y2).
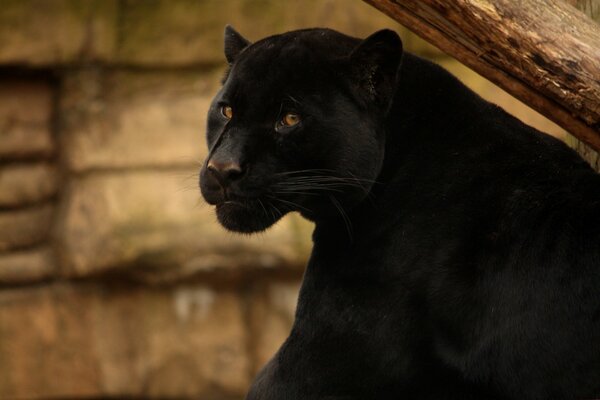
0 0 572 399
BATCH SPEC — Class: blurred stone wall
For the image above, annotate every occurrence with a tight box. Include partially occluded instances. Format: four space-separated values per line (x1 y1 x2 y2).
0 1 568 399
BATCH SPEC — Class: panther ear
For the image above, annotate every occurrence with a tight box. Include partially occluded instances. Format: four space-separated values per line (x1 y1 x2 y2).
349 29 403 110
224 25 251 65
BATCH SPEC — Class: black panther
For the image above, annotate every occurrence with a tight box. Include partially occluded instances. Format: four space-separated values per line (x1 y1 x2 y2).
199 26 600 399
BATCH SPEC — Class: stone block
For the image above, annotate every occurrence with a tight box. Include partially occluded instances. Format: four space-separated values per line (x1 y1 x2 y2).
0 79 53 123
0 124 54 160
248 280 301 374
0 80 54 160
116 0 424 65
0 246 55 283
60 68 221 171
0 282 249 398
56 170 313 277
0 163 59 207
0 0 116 65
0 204 53 251
0 0 440 67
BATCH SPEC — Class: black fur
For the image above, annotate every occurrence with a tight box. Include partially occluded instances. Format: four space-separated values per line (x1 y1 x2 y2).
199 27 600 399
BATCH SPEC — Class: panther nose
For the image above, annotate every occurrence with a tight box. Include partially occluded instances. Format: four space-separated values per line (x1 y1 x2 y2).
206 159 244 188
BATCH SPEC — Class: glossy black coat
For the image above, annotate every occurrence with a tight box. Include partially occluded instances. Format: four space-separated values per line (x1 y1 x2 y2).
200 27 600 400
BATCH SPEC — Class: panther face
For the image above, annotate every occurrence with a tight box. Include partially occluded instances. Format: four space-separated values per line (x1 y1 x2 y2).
200 26 402 233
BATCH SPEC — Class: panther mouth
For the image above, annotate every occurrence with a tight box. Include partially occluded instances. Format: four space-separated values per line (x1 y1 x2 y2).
216 190 257 206
215 199 248 211
213 195 286 233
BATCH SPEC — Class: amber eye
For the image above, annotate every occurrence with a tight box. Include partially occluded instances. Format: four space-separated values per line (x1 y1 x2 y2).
281 113 300 127
221 105 233 119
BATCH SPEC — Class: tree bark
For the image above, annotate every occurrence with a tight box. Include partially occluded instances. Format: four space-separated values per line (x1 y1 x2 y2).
362 0 600 152
569 0 600 171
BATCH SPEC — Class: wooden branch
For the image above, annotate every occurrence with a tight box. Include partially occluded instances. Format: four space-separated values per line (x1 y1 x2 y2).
363 0 600 152
567 0 600 171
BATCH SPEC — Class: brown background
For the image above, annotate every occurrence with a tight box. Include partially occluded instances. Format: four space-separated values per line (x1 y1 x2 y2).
0 1 570 399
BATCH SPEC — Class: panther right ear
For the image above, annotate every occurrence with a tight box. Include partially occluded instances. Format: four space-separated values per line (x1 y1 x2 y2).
224 25 251 65
348 29 403 111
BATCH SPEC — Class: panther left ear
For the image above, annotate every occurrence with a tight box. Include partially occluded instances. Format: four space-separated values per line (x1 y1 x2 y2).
224 25 251 65
349 29 403 110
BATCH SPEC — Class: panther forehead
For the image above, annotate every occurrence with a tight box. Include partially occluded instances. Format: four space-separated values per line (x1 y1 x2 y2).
232 29 358 75
224 51 334 107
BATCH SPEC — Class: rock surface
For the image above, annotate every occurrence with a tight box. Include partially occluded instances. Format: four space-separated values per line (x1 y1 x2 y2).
249 280 301 374
0 0 419 66
56 170 312 277
0 163 59 207
0 246 56 283
0 79 54 160
0 282 249 399
0 0 115 65
0 204 54 251
59 69 221 171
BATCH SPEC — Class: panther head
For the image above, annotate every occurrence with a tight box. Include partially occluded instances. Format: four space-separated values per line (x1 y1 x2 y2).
200 26 402 233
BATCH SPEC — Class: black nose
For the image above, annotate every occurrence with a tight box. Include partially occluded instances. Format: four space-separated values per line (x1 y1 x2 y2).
206 159 244 188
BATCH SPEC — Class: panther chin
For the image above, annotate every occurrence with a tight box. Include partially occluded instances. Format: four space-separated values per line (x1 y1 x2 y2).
215 200 284 233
